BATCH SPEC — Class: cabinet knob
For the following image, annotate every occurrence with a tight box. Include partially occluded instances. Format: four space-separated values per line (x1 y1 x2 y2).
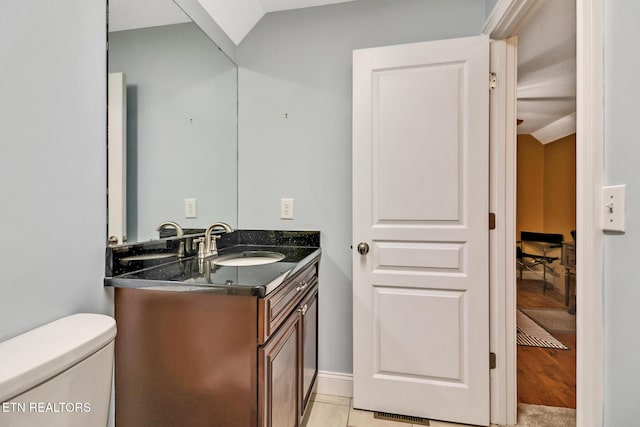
357 242 370 255
298 304 308 316
296 281 308 292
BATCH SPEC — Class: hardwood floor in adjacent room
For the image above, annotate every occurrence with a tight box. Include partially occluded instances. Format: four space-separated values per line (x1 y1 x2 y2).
517 279 576 409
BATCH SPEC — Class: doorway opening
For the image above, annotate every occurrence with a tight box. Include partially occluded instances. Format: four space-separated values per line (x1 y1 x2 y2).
514 0 577 416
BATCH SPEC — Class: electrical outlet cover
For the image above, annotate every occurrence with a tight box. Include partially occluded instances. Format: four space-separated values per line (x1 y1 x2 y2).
280 198 294 220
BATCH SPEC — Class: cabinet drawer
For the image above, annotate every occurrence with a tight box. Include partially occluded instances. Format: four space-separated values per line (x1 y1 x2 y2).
259 261 318 344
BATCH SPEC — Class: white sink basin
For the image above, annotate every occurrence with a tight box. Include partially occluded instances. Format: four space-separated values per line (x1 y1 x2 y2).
212 251 285 266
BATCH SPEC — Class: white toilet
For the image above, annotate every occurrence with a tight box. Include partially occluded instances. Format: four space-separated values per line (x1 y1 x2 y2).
0 313 116 427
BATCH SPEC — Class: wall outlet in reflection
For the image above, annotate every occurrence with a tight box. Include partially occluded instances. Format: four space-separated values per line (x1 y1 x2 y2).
185 198 197 218
280 198 294 220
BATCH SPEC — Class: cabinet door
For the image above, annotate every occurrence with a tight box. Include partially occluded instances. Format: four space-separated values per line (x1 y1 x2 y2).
300 289 318 420
259 310 300 427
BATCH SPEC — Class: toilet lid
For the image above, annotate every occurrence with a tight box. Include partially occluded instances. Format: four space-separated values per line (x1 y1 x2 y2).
0 313 116 402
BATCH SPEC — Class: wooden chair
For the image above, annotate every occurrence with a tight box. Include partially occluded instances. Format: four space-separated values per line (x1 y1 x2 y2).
517 231 564 291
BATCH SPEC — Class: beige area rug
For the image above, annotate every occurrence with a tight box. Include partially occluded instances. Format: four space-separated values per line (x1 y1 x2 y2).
520 307 577 334
510 403 576 427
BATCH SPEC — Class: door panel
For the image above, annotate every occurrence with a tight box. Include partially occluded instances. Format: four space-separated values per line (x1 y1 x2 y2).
353 35 489 426
373 64 463 223
375 287 464 380
373 241 465 272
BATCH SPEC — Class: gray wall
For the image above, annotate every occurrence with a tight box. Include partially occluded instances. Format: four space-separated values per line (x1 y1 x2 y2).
237 0 486 374
485 0 499 19
603 1 640 424
109 23 238 243
0 3 111 339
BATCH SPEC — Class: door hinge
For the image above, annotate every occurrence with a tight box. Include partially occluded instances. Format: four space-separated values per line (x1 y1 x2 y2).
489 72 497 90
489 212 496 230
490 352 497 370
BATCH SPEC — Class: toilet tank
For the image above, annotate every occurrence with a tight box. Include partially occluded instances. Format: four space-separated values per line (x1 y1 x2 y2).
0 313 116 427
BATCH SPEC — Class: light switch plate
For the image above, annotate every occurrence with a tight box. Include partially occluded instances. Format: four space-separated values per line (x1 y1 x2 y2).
602 185 625 232
280 198 294 220
185 198 197 218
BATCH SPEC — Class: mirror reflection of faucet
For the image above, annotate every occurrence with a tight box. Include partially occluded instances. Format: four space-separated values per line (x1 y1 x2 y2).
156 221 185 258
156 221 184 237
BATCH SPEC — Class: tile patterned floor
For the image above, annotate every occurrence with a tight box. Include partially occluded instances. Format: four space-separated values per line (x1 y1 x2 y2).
303 394 473 427
303 394 577 427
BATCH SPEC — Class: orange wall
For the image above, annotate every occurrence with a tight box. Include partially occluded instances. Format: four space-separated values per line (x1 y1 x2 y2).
516 133 576 241
543 134 576 241
517 134 544 238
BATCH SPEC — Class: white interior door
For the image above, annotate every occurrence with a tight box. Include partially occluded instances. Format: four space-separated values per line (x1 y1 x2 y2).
352 35 490 426
108 72 127 245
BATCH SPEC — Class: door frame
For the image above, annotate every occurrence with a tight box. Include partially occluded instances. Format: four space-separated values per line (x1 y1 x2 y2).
483 0 604 426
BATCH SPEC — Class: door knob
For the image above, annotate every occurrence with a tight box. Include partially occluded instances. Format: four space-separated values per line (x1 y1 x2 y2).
357 242 370 255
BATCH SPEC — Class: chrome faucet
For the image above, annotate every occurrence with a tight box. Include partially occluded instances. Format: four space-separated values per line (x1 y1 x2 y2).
156 221 184 238
203 222 233 257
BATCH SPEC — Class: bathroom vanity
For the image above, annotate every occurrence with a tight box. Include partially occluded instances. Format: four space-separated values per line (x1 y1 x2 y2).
105 230 320 427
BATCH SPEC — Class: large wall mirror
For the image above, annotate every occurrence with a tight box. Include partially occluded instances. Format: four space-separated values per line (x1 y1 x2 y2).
108 0 238 244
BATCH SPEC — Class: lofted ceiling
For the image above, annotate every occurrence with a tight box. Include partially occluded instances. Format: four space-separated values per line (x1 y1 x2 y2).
197 0 358 44
109 0 358 43
516 0 576 143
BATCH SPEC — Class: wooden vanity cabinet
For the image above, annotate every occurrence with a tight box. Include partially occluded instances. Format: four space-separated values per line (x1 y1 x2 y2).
114 257 319 427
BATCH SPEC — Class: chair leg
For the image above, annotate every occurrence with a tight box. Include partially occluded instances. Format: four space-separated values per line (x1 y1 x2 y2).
519 263 523 280
542 247 551 292
565 268 570 306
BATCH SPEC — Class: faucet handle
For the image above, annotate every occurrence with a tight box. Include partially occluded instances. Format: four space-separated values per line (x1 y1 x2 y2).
178 241 185 258
192 237 206 258
209 235 221 255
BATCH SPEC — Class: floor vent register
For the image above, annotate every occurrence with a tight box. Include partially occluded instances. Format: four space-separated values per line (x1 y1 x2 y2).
373 411 430 425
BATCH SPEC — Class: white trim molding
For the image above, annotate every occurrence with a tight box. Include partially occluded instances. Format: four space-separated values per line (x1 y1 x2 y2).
315 371 353 398
483 0 546 40
576 0 604 425
484 0 604 426
489 36 518 427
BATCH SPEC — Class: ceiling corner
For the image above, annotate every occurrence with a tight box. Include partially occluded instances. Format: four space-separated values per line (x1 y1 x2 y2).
196 0 266 45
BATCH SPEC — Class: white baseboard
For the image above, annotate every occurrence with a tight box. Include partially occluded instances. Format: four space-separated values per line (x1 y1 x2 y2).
315 371 353 398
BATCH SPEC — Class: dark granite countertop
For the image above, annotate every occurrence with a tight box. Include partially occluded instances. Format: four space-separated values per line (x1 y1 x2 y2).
104 230 321 297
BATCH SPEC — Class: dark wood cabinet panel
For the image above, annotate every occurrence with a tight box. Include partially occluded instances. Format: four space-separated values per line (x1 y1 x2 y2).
300 289 318 420
114 289 258 427
259 310 300 427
